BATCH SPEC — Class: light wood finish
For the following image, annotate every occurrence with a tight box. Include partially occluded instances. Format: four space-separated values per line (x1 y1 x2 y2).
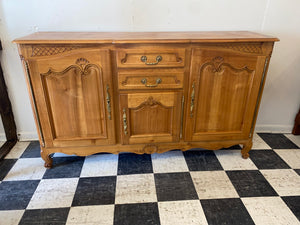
14 31 278 44
14 31 278 168
118 70 184 90
117 48 185 68
27 49 115 149
120 92 182 144
185 48 266 141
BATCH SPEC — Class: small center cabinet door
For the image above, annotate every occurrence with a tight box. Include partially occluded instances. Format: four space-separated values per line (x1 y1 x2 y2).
29 49 115 147
119 92 182 144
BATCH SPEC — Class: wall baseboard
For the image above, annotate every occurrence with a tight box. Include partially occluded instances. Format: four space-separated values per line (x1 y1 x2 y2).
254 125 293 133
0 131 38 141
0 125 294 142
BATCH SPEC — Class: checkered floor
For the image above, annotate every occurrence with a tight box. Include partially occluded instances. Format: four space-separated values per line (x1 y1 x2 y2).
0 133 300 225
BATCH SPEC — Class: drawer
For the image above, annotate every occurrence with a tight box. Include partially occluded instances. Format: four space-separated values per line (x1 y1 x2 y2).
118 71 184 90
117 48 185 68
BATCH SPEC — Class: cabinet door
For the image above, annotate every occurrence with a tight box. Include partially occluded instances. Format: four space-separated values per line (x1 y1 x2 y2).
185 48 266 141
120 92 182 144
29 49 115 147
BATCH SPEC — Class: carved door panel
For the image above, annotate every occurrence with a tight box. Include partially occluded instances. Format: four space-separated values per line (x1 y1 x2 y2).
185 48 266 141
28 49 115 147
120 92 182 144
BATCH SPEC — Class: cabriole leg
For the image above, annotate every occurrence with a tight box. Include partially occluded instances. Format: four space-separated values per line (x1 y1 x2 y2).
241 139 253 159
41 149 53 168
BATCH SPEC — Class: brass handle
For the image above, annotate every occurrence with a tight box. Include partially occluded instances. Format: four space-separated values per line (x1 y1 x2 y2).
123 108 128 135
106 85 111 120
141 78 162 87
141 55 162 65
190 82 195 118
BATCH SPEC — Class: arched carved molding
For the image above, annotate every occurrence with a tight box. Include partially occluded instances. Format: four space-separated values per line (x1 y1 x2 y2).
41 58 101 77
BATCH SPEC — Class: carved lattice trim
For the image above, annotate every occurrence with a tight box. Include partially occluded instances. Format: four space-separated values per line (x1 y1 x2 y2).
215 43 263 54
31 46 78 56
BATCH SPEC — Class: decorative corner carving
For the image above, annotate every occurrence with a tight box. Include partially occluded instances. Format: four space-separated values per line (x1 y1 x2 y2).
120 53 128 64
141 144 158 154
216 43 263 54
174 53 183 63
211 56 224 72
31 46 79 57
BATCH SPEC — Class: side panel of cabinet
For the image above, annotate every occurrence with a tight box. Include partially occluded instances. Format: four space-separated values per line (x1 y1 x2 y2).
119 92 182 144
185 48 266 141
28 49 115 147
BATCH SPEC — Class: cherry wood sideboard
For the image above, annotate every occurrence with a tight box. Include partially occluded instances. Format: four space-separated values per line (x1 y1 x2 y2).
14 31 279 168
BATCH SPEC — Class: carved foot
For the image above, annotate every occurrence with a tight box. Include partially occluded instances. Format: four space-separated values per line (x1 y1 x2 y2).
241 140 253 159
41 150 53 168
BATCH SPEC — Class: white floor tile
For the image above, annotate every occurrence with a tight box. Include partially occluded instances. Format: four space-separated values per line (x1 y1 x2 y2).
0 210 24 225
242 197 299 225
158 200 208 225
215 150 257 170
285 134 300 148
66 205 114 225
27 178 79 209
53 152 76 157
80 154 118 177
261 169 300 196
252 133 272 149
3 158 46 181
190 171 239 199
274 149 300 169
151 151 188 173
5 142 30 159
115 174 157 204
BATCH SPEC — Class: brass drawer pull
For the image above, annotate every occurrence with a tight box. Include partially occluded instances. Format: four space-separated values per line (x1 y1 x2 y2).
141 55 162 65
123 108 128 135
141 78 162 87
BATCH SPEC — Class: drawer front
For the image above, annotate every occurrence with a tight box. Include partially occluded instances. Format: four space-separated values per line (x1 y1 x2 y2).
118 71 184 90
117 48 185 68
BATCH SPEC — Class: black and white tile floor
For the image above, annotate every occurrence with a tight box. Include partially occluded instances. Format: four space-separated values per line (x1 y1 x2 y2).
0 133 300 225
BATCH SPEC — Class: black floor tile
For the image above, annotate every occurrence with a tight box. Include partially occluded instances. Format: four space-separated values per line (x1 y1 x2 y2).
42 157 84 179
0 180 40 210
201 198 255 225
295 169 300 176
114 203 160 225
19 208 70 225
0 159 17 181
258 133 299 149
249 150 290 169
72 176 116 206
20 141 41 158
221 145 242 150
154 172 198 201
117 153 153 175
226 170 278 197
281 196 300 221
183 150 223 171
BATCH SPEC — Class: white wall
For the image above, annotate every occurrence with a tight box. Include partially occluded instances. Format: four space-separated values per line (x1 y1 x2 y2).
0 0 299 140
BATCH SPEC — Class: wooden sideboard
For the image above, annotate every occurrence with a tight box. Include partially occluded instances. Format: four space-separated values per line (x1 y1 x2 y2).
14 31 278 168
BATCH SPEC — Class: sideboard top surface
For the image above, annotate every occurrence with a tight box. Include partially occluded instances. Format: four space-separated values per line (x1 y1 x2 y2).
14 31 279 44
